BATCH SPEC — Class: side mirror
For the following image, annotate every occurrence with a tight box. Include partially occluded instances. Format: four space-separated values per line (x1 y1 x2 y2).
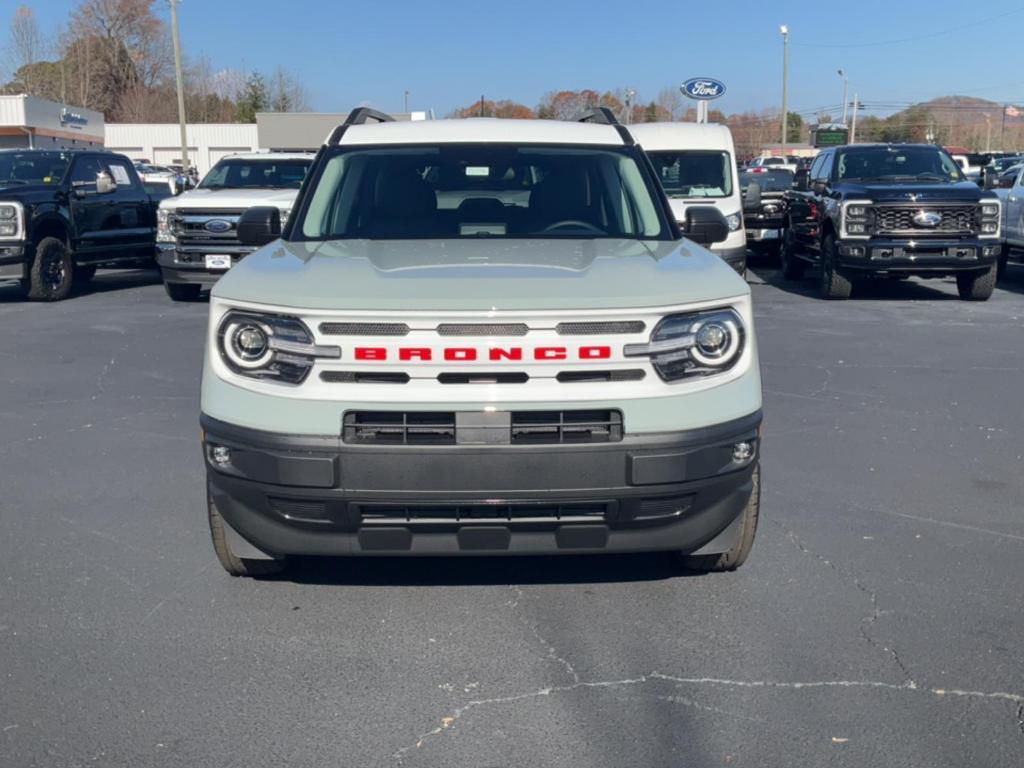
95 171 117 195
683 206 729 246
794 173 809 192
982 167 997 190
742 182 762 212
237 206 282 247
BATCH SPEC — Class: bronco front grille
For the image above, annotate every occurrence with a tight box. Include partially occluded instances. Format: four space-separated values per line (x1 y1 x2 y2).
870 204 978 236
343 410 623 445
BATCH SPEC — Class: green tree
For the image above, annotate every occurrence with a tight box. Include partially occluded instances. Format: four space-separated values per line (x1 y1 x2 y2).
785 111 803 143
644 102 658 123
235 71 268 123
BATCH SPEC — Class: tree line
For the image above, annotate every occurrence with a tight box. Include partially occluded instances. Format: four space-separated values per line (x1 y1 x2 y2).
1 1 308 123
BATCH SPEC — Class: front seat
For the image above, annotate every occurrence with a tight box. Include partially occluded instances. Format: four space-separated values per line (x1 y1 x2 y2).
370 169 438 236
528 167 594 232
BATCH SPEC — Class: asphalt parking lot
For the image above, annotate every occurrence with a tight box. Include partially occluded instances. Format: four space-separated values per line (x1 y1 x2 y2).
2 263 1023 767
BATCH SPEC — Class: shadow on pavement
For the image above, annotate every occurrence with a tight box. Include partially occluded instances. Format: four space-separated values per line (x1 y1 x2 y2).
995 262 1024 296
277 551 706 587
748 264 963 301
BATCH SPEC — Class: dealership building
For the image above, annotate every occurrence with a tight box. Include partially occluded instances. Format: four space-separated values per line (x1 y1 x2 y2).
0 95 104 149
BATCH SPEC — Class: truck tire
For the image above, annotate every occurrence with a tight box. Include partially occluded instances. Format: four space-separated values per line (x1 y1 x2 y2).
956 262 997 301
164 282 202 302
25 237 74 301
779 228 804 279
208 492 286 578
819 233 852 299
74 264 96 283
679 465 760 573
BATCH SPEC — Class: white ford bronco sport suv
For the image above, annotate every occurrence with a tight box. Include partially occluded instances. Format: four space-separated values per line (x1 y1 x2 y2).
200 108 763 577
156 152 314 301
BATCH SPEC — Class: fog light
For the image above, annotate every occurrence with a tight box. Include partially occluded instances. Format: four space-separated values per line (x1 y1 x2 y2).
732 441 754 462
211 445 231 467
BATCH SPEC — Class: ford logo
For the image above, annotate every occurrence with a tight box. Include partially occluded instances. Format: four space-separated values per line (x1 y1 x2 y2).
681 77 727 101
912 211 942 228
204 219 232 234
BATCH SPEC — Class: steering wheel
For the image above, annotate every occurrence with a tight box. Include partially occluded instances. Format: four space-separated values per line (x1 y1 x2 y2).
541 220 605 235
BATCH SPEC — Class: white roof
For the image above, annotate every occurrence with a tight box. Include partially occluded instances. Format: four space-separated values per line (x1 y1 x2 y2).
338 118 625 147
219 151 315 161
628 122 735 153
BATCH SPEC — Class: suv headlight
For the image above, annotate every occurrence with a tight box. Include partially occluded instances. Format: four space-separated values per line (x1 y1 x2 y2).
725 213 741 231
0 202 25 240
980 200 1000 237
623 308 745 382
217 310 340 385
157 208 175 243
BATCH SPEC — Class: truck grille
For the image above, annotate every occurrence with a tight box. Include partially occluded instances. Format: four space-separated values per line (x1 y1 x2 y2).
870 205 978 236
358 501 609 524
343 410 623 445
173 209 246 248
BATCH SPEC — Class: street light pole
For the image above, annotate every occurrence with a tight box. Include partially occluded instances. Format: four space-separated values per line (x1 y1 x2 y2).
780 25 789 159
404 90 409 113
168 0 189 174
838 69 848 125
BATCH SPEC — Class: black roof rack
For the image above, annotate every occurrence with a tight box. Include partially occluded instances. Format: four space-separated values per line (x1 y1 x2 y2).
326 108 396 145
573 107 634 146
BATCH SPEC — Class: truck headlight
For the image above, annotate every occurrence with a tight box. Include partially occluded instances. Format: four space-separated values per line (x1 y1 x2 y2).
0 202 24 240
725 213 741 231
157 208 175 243
841 200 872 239
217 310 340 385
979 200 1000 237
623 308 745 382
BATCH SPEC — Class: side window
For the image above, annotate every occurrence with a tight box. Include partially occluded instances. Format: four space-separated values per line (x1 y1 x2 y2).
70 157 103 188
808 155 825 181
104 159 137 189
817 152 834 182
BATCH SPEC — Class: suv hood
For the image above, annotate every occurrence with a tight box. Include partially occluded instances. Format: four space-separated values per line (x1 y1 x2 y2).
212 238 749 311
836 180 989 203
159 187 299 210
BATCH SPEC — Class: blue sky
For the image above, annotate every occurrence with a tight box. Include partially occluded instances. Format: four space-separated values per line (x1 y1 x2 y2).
16 0 1024 118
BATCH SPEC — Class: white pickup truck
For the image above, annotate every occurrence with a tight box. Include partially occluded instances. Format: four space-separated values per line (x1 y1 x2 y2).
155 152 314 301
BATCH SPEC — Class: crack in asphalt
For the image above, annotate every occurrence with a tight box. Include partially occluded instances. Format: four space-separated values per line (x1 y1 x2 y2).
507 585 580 685
391 673 1024 764
769 518 915 686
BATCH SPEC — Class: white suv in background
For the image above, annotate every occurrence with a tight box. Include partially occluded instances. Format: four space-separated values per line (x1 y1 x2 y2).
631 123 747 274
156 152 315 301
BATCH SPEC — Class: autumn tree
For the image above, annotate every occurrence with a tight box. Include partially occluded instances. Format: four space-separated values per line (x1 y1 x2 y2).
450 99 534 119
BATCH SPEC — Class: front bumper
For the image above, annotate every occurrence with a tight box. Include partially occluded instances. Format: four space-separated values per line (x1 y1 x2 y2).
746 227 783 243
0 243 26 280
157 244 255 285
202 410 762 557
836 237 1001 273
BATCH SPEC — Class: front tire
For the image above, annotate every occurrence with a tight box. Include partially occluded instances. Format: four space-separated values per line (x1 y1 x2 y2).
679 465 760 573
819 233 852 299
956 262 997 301
26 237 74 301
164 281 202 302
208 493 286 578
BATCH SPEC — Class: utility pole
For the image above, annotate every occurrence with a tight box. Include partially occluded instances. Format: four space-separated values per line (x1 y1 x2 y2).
479 94 485 117
850 93 859 144
624 89 636 125
838 69 848 125
1000 104 1007 151
404 90 409 113
780 25 789 158
169 0 189 174
984 113 992 152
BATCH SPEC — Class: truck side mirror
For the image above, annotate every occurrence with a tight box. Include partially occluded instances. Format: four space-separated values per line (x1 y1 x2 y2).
683 206 729 246
237 206 282 247
743 182 762 212
95 171 117 195
982 167 997 190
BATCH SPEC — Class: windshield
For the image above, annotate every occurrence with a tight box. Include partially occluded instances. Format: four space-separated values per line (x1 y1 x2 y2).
199 158 311 190
836 147 964 183
0 152 71 186
647 150 733 199
297 144 668 241
739 168 794 192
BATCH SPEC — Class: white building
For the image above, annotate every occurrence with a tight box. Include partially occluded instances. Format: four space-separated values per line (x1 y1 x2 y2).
0 94 104 149
105 123 260 176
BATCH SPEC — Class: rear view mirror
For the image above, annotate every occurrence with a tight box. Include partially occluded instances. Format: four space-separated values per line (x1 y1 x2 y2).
683 206 728 246
743 182 762 212
95 171 117 195
237 206 282 247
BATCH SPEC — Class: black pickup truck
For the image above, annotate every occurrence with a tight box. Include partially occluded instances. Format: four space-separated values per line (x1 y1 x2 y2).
0 149 163 301
780 143 1003 300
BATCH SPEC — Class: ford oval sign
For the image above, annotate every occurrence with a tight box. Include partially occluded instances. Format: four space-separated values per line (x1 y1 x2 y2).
205 219 232 234
912 211 942 228
681 78 726 101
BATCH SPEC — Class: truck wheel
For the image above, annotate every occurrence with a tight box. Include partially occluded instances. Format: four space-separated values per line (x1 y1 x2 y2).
164 282 202 302
26 237 74 301
956 262 997 301
679 465 760 573
74 264 96 283
779 229 804 279
819 233 852 299
208 493 286 578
